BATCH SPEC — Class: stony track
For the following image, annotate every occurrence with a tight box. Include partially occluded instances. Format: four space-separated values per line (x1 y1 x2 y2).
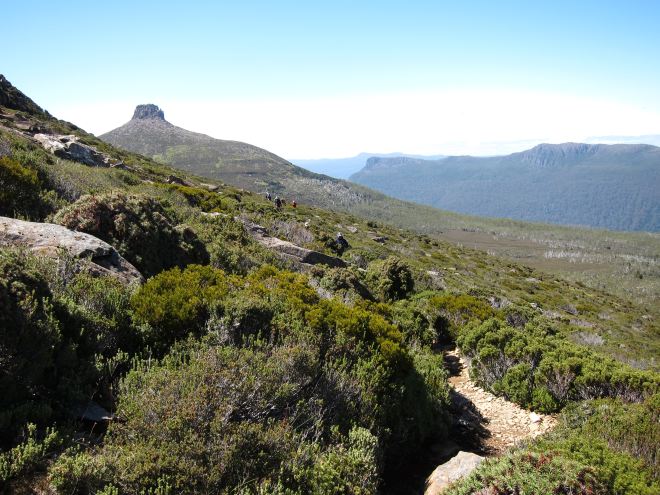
444 347 556 454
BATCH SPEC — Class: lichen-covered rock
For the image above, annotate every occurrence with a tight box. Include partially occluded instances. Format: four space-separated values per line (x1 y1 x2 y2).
0 216 143 284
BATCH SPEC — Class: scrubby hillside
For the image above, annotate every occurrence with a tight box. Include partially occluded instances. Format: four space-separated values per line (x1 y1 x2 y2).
1 75 658 494
99 104 660 306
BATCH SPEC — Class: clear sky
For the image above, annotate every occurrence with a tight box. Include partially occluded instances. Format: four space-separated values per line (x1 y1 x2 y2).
3 0 660 158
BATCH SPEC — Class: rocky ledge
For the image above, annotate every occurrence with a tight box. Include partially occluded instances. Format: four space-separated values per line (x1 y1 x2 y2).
132 103 165 120
0 216 143 285
240 218 346 269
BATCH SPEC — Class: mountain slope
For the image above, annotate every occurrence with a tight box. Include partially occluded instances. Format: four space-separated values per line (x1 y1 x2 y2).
2 72 659 495
101 105 372 209
350 143 660 232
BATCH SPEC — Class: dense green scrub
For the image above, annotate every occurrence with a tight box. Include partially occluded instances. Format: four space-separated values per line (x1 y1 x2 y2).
457 318 659 413
1 256 453 493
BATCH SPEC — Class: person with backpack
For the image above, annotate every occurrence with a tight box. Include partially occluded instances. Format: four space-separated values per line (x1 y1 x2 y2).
335 232 349 255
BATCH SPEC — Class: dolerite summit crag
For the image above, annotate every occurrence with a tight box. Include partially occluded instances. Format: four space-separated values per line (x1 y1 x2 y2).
132 103 165 121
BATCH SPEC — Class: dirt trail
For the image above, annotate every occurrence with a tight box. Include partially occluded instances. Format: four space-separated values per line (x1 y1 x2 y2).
444 348 556 454
385 347 558 494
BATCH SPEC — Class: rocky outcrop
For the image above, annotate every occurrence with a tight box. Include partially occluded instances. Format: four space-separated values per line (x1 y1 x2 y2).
517 142 601 168
132 104 165 120
33 133 114 167
0 74 46 115
425 451 485 495
260 236 347 268
0 216 143 285
240 219 346 268
165 174 191 186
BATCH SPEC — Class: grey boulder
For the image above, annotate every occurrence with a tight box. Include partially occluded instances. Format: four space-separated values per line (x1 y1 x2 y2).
425 451 485 495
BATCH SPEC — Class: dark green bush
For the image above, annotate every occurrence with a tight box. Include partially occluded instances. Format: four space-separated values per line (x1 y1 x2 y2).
366 256 414 302
0 249 135 444
444 450 604 495
317 267 373 302
0 250 63 443
189 214 278 275
0 423 62 487
426 292 498 341
517 397 659 495
54 191 209 277
158 183 237 213
50 264 451 493
48 343 376 494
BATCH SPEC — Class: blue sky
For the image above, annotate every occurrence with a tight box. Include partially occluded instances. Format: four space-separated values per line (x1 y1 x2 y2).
4 1 660 157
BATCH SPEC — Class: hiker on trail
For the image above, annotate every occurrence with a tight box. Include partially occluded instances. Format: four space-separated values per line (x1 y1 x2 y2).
266 191 272 201
335 232 349 255
291 200 297 208
275 196 282 209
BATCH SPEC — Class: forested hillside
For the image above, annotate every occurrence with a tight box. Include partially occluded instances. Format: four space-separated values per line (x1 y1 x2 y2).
351 143 660 232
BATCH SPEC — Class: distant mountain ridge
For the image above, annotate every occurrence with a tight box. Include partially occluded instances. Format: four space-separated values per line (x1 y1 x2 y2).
291 152 446 179
351 142 660 232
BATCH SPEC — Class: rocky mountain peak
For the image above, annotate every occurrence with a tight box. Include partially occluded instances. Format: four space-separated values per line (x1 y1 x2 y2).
132 104 165 121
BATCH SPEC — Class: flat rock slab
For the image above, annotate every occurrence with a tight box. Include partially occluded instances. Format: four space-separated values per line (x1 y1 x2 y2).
239 218 346 268
425 451 484 495
0 216 143 285
260 236 347 268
